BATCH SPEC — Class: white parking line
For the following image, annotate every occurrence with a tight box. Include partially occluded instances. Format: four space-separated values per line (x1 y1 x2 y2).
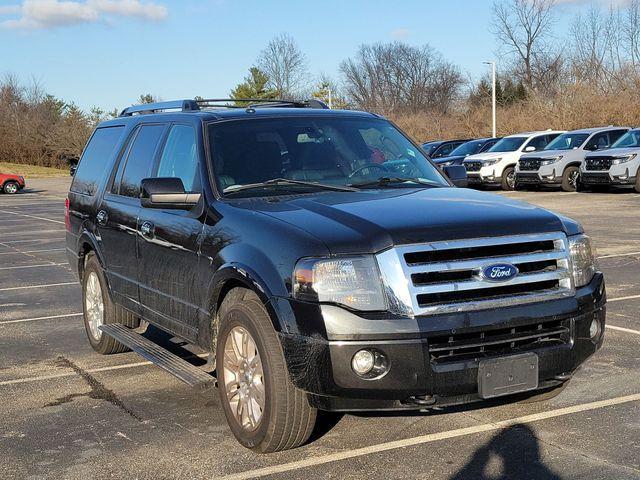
0 209 64 224
0 263 67 271
0 312 82 325
0 361 154 386
599 251 640 259
606 325 640 336
0 238 64 244
0 248 65 256
608 294 640 303
218 393 640 480
0 229 64 237
0 282 76 292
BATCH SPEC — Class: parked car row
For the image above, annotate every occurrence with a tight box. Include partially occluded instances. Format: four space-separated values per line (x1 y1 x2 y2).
426 126 639 193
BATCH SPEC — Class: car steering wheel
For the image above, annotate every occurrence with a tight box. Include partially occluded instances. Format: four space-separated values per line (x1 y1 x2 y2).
348 163 388 179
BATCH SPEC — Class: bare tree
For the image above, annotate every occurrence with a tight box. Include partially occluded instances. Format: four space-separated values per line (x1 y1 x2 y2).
257 34 308 99
340 42 463 115
492 0 558 91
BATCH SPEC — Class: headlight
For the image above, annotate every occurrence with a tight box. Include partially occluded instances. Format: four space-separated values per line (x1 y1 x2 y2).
482 158 501 166
568 234 597 287
439 161 454 167
612 154 637 165
293 256 387 311
540 156 563 165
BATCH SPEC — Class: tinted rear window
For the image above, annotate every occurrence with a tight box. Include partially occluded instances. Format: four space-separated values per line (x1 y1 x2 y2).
71 126 125 196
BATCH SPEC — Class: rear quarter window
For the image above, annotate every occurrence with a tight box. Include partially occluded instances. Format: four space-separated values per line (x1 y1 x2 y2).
71 126 125 196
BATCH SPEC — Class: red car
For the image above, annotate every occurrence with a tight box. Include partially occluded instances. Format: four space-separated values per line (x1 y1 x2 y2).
0 173 25 194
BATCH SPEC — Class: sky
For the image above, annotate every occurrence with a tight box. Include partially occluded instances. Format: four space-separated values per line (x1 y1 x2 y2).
0 0 621 112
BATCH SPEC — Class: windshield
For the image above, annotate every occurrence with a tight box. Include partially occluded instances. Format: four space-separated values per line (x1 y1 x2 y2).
611 129 640 148
421 142 440 155
545 133 589 151
450 139 485 156
209 117 449 197
487 137 527 153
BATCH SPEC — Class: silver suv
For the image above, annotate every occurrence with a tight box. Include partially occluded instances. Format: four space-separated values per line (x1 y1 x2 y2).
516 127 629 192
581 128 640 192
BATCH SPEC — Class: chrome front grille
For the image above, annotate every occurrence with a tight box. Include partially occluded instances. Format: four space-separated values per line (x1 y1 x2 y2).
376 233 574 316
519 158 542 171
585 156 613 171
464 161 482 172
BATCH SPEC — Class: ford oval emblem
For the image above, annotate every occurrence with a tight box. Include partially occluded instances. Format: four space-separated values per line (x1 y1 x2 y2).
481 263 519 282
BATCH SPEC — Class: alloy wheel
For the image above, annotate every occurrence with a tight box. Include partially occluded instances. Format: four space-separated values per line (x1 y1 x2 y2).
5 183 18 194
85 272 104 340
223 326 265 431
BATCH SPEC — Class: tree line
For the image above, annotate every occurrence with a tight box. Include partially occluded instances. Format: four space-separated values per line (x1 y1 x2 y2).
5 0 640 168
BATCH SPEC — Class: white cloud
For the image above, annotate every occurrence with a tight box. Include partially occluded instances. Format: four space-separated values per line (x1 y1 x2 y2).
0 0 168 29
390 28 411 39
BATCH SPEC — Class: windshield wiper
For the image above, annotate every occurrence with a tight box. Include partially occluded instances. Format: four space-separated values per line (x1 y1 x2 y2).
349 176 440 188
223 178 359 194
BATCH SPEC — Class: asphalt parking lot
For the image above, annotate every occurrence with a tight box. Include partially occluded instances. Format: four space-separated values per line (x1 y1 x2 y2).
1 178 639 480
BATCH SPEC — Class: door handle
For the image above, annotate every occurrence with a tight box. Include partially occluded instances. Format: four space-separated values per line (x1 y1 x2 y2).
96 210 108 226
140 221 154 238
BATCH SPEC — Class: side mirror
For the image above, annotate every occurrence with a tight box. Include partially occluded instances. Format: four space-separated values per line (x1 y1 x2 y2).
140 177 201 210
443 164 468 188
524 146 536 152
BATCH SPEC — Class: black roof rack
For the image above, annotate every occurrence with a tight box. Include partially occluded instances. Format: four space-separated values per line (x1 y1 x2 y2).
119 98 329 117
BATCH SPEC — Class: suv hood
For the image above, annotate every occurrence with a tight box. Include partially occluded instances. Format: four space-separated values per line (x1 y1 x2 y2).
434 154 466 164
520 149 572 159
243 187 578 254
465 151 513 161
585 147 639 158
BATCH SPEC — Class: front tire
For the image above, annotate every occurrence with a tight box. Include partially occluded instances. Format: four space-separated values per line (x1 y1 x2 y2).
501 167 516 191
561 166 580 192
3 181 19 194
216 288 317 453
635 169 640 193
82 252 139 354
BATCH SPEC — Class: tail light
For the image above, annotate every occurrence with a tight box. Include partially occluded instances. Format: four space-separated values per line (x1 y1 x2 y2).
65 197 71 231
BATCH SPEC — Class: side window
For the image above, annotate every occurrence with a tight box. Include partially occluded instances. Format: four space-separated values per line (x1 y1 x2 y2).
115 124 165 198
525 135 548 151
609 129 627 145
71 126 125 196
156 125 200 192
585 132 610 151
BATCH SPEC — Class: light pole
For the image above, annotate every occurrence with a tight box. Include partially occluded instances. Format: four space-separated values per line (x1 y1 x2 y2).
483 61 496 138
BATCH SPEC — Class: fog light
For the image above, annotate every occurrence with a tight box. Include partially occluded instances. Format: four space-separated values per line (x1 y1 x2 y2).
589 318 601 339
352 350 375 375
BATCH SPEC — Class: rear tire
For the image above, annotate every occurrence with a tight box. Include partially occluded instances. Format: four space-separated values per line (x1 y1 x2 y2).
216 288 317 453
501 167 516 191
561 166 580 192
82 252 139 354
3 181 19 194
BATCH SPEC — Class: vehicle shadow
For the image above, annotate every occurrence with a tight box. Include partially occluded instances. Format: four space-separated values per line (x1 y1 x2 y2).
448 423 561 480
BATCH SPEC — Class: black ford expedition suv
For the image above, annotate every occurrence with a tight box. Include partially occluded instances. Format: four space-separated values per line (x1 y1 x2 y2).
66 99 605 453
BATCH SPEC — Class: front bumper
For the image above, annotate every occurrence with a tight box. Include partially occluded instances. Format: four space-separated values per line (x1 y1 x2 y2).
581 168 637 186
515 170 561 185
466 170 500 186
277 273 606 412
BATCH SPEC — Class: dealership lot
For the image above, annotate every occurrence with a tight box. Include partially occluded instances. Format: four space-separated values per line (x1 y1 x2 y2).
0 178 639 480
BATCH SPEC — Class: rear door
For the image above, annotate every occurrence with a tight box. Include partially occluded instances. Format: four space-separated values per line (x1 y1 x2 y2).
96 123 167 314
136 123 206 339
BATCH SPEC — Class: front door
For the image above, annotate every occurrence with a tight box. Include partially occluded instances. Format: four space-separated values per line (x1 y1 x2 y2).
136 124 206 340
97 123 167 314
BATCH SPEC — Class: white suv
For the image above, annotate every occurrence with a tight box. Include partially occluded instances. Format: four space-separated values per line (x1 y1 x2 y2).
581 128 640 193
516 127 629 192
464 130 564 190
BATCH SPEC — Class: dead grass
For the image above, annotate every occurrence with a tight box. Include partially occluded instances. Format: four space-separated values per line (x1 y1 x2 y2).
0 162 68 178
